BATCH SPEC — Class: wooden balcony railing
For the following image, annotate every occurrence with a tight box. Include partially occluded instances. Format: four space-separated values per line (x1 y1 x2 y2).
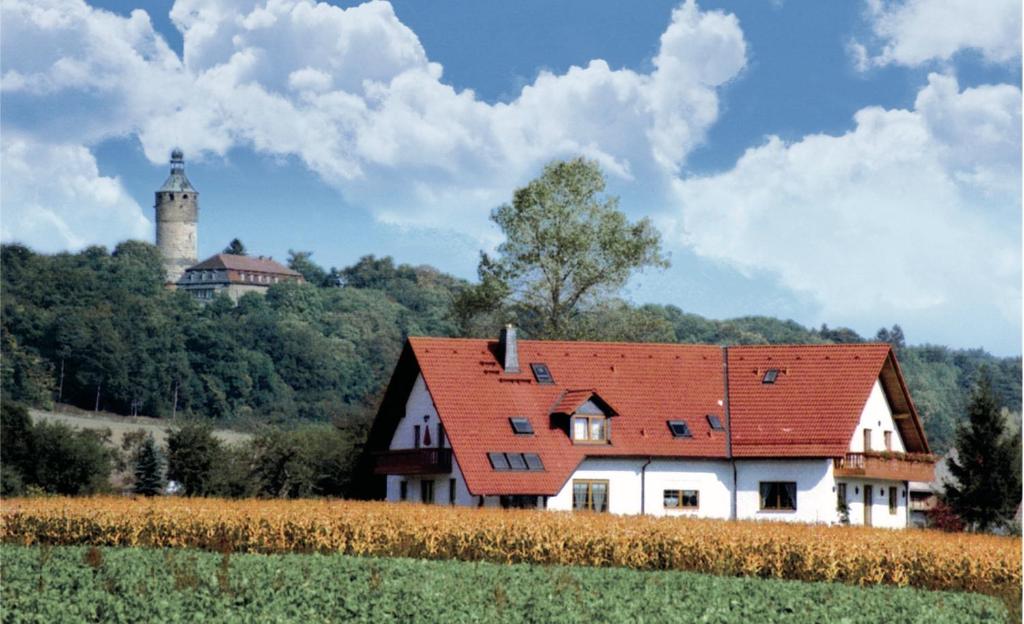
374 448 452 476
833 452 935 482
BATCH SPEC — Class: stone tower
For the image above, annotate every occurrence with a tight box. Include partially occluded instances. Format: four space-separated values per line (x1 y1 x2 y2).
155 149 198 284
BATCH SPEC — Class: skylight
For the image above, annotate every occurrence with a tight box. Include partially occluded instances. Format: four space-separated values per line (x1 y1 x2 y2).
762 369 780 384
488 452 544 472
530 362 554 384
707 414 724 431
509 417 534 435
667 420 692 438
488 452 510 471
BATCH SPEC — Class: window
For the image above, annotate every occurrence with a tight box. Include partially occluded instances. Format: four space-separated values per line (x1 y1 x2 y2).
837 483 847 508
706 414 724 431
667 420 692 438
762 369 780 384
884 431 893 451
572 480 609 512
421 480 434 504
413 425 421 449
489 452 544 472
573 415 608 443
500 495 538 509
889 486 897 514
399 480 407 501
488 452 510 471
449 478 457 505
530 363 554 384
438 423 446 448
759 481 797 511
509 417 534 435
664 489 699 509
863 429 872 452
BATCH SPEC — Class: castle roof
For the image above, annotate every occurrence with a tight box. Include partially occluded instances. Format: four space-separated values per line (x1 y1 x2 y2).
158 150 196 193
184 253 302 277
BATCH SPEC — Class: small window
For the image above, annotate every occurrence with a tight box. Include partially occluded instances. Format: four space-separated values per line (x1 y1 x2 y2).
183 194 188 199
413 425 421 449
706 414 724 431
762 369 780 384
572 415 608 443
884 431 893 451
863 429 872 452
510 417 534 435
488 452 510 471
759 481 797 511
664 489 699 509
523 453 544 471
507 453 527 471
530 363 554 384
572 480 609 512
399 480 407 501
837 482 847 508
421 480 434 504
889 486 897 514
667 420 692 438
449 478 457 505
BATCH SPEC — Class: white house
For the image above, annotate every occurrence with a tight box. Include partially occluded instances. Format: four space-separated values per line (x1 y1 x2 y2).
367 328 935 527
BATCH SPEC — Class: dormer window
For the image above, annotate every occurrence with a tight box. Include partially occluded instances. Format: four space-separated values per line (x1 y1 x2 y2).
763 369 780 384
667 420 692 438
572 414 608 443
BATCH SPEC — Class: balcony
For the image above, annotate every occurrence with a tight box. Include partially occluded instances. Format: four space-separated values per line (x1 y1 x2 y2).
374 448 452 476
833 452 936 482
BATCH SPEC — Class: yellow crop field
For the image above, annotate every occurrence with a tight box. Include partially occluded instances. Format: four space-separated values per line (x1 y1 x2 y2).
2 497 1019 604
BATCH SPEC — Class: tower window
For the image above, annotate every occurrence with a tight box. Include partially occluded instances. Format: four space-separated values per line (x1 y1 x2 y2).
183 194 188 199
169 193 174 200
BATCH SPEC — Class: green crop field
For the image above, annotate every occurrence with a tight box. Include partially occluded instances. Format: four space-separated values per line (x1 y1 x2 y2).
0 545 1008 623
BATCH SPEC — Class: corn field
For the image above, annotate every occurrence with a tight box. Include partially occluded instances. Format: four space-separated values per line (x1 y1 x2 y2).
2 497 1019 604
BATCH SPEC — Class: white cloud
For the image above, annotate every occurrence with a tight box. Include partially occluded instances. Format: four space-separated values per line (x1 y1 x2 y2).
854 0 1021 69
0 136 151 251
672 74 1021 337
1 0 747 243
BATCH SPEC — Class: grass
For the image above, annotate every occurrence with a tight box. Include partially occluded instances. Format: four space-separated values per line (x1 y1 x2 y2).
29 406 251 446
0 544 1009 623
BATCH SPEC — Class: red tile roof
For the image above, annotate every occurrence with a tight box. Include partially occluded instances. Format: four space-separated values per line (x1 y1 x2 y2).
186 253 302 277
372 338 928 496
550 389 616 416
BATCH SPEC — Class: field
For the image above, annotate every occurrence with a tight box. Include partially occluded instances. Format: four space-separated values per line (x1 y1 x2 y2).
29 406 251 446
1 545 1009 623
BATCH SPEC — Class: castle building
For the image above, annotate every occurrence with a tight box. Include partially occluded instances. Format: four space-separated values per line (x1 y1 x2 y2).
154 149 199 284
176 253 304 302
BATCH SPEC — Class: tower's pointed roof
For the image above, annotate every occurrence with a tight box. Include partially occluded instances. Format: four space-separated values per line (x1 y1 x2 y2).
158 149 196 193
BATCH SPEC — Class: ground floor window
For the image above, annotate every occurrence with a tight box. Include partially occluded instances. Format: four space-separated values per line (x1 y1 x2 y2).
500 495 538 509
449 478 457 505
888 486 898 514
399 480 407 501
663 489 699 509
421 479 434 504
572 480 609 512
836 482 847 508
759 481 797 511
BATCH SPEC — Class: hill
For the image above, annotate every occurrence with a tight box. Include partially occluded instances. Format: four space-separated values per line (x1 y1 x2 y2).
1 241 1019 453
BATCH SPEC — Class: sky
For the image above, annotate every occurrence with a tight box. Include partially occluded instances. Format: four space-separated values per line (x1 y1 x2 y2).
2 0 1021 355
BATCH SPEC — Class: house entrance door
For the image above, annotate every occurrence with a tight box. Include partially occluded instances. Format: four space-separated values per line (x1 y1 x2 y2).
863 485 873 526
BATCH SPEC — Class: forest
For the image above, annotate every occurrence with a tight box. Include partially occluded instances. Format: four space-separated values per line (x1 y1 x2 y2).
1 239 1019 455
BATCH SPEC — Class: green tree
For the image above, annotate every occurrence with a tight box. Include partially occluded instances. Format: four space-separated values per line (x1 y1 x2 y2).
471 157 668 338
31 421 113 495
287 250 329 287
223 238 247 255
944 371 1022 531
132 435 164 497
166 422 222 496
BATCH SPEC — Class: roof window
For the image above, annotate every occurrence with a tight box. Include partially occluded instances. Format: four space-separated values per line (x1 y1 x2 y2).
762 369 780 384
530 363 554 384
509 417 534 435
667 420 692 438
707 414 724 431
488 452 544 472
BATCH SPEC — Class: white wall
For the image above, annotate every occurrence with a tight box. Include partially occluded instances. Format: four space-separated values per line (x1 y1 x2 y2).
388 374 443 451
849 380 906 453
735 459 836 524
547 458 733 518
836 478 908 529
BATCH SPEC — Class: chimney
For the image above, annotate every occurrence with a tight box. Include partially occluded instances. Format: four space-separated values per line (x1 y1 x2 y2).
499 324 519 373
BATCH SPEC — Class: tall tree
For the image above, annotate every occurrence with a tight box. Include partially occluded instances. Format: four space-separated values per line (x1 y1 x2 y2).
944 370 1021 531
468 157 667 338
287 250 329 287
223 239 247 256
133 435 164 497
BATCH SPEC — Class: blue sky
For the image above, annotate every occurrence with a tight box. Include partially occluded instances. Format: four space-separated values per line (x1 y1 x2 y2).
2 0 1021 354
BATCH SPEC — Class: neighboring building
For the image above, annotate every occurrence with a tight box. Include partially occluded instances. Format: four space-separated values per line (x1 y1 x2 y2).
367 327 936 527
176 253 304 303
154 149 199 284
